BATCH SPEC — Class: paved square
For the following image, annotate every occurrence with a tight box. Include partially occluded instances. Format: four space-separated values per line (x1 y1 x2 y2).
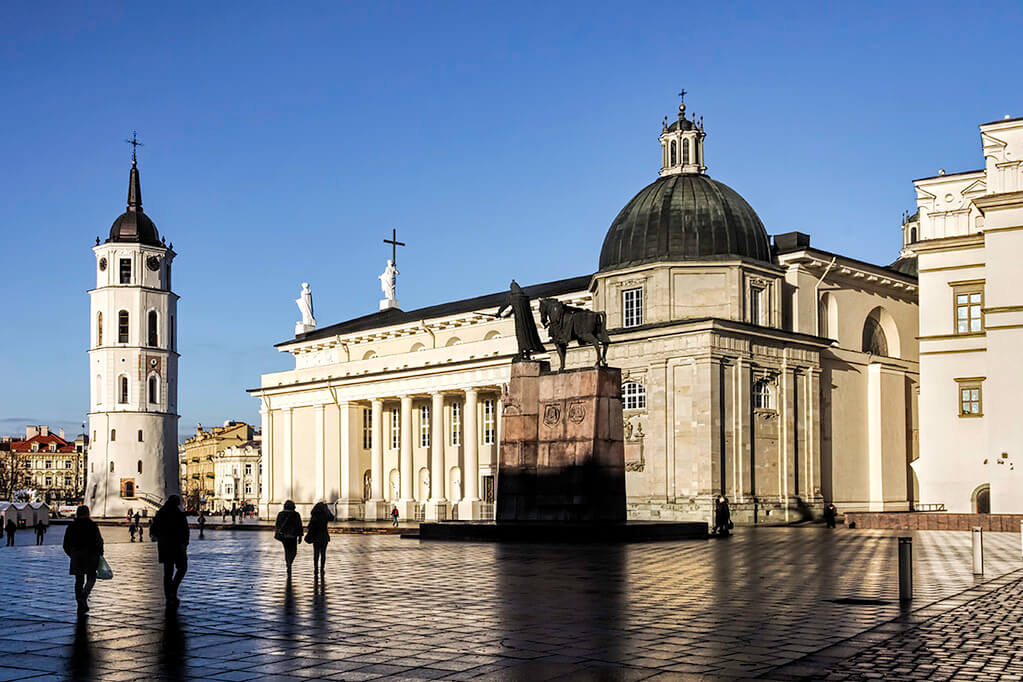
0 526 1020 680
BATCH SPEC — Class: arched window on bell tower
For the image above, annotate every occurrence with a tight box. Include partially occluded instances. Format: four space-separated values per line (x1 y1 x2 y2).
96 312 103 346
148 310 158 347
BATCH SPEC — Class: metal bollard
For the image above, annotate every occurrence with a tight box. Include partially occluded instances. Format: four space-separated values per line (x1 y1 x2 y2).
972 526 984 575
898 536 913 601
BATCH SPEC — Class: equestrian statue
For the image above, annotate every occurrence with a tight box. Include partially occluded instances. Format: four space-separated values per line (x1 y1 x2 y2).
539 298 610 371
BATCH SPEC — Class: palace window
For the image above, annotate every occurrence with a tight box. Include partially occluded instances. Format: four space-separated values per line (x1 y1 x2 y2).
419 405 431 447
119 376 129 404
623 287 643 328
390 407 400 449
483 399 496 445
148 310 158 347
362 408 372 450
245 463 252 475
245 482 252 494
451 402 462 447
753 379 774 410
118 310 129 344
956 378 984 417
64 476 72 487
44 460 51 469
45 476 52 487
622 381 646 410
953 284 983 334
65 460 72 469
96 312 103 346
119 258 131 284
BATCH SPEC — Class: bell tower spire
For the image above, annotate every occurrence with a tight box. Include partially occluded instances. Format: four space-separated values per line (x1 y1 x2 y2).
125 131 143 211
659 91 706 177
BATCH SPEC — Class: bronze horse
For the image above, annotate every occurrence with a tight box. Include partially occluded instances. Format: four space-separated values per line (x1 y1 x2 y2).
539 298 610 371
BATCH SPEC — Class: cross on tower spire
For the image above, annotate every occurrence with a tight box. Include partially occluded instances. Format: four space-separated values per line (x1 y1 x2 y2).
383 228 405 265
125 130 143 164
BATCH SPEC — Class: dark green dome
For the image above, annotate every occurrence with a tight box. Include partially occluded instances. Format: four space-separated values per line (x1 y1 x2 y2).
599 173 771 271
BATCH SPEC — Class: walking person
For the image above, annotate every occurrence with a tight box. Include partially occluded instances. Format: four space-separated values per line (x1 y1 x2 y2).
151 495 190 609
5 518 16 546
307 501 335 576
274 500 302 578
823 502 838 529
34 519 47 545
63 505 104 613
714 495 732 537
230 505 237 525
197 510 206 539
391 505 399 527
133 511 140 527
129 522 137 542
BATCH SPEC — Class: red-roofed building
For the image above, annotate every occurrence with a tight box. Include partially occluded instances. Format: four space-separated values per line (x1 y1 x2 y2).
4 426 87 504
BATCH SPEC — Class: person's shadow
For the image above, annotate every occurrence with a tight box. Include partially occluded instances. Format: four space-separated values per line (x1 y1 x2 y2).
158 609 186 679
68 614 92 681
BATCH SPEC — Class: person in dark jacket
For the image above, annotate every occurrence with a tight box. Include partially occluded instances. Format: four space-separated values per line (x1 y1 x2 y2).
151 495 190 608
197 510 206 539
307 501 335 576
63 505 104 613
714 495 732 537
823 502 838 529
274 500 303 577
35 519 47 545
5 518 16 546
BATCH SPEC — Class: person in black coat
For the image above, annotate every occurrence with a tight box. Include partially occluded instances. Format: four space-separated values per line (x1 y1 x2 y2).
714 495 732 537
823 502 838 529
63 505 104 613
4 518 16 546
151 495 190 608
307 501 335 576
274 500 303 577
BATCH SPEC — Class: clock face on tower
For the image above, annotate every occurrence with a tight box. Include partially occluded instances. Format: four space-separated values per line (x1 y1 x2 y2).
99 258 107 271
146 255 161 271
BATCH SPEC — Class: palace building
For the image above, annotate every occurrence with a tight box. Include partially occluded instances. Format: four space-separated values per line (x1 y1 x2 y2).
909 115 1023 514
250 98 920 523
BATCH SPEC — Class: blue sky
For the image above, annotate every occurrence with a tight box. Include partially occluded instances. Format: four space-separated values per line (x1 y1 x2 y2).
2 2 1021 440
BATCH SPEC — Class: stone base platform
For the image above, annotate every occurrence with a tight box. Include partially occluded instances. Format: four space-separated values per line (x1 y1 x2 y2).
417 520 708 543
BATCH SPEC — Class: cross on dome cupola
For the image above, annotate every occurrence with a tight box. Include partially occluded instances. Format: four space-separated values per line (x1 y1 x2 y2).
659 91 706 177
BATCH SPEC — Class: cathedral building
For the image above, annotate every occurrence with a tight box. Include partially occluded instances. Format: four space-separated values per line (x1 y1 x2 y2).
251 98 919 523
909 115 1023 514
86 153 181 517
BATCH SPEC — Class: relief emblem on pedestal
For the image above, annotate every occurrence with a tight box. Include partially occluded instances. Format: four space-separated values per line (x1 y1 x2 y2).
542 402 563 427
567 401 586 423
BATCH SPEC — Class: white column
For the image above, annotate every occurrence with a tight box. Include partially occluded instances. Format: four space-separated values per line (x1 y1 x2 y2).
314 404 325 502
457 388 481 520
282 407 293 502
426 392 448 520
364 398 387 520
398 395 416 519
259 405 270 518
337 402 364 520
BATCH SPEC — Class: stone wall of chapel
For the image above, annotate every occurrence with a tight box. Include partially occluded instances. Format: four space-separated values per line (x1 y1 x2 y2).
323 406 341 501
291 407 315 504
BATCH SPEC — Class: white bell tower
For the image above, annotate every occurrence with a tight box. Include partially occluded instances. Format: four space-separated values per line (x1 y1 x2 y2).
86 145 180 517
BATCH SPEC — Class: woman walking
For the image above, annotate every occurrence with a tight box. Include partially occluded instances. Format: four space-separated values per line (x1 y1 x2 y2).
274 500 303 577
62 505 104 613
307 501 335 576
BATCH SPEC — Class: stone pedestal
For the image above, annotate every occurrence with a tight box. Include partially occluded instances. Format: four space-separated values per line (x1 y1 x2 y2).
363 499 390 521
379 299 400 311
497 361 626 523
334 498 365 521
425 500 449 521
456 499 482 521
397 499 419 521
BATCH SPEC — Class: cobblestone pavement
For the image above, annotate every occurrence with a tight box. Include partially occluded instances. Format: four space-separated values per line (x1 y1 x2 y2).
0 526 1019 681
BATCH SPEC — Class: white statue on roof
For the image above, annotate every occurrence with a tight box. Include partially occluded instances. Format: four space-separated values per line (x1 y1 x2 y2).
295 282 316 335
379 259 399 310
